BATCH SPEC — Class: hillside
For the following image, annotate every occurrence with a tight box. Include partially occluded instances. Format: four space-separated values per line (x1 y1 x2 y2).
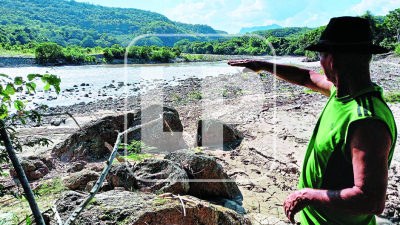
0 0 227 47
252 27 314 38
238 24 282 34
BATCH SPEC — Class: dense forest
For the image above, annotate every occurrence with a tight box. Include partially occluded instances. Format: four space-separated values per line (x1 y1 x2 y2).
0 0 399 63
0 0 226 48
176 10 400 59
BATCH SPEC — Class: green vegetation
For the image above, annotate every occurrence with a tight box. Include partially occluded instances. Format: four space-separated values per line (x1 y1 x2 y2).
0 0 225 48
37 178 66 196
188 90 203 100
176 10 400 59
384 91 400 103
395 44 400 56
303 89 318 94
119 140 157 154
32 42 182 64
172 93 183 101
153 197 167 205
120 153 153 161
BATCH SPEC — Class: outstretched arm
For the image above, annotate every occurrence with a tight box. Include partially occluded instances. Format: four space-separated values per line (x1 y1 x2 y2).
283 119 391 223
228 59 333 97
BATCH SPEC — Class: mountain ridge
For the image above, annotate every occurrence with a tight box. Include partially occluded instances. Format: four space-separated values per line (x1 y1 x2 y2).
0 0 227 47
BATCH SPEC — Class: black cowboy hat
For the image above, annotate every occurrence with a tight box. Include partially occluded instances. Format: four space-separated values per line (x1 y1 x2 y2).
304 16 389 54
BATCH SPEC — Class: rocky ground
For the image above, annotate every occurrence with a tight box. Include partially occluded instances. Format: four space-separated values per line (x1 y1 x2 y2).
1 54 400 224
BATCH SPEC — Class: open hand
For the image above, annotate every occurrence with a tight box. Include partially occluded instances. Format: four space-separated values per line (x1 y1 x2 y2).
227 59 263 72
283 189 311 224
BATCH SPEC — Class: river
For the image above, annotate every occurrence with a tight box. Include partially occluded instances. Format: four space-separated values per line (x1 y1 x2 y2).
0 56 318 109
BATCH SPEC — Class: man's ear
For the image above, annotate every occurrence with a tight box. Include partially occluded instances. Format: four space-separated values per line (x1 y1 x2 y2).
328 54 336 70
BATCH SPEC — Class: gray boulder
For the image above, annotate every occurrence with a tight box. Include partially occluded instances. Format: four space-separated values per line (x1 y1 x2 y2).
10 157 50 181
51 190 251 224
133 159 189 195
165 150 242 200
64 170 99 190
106 163 137 191
196 119 243 148
51 105 186 162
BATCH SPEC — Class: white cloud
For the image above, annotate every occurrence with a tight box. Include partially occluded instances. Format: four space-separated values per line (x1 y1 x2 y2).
303 13 319 25
349 0 400 15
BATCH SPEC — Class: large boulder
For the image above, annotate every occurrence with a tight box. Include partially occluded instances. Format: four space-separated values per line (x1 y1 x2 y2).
51 105 186 162
64 170 99 190
165 150 242 200
106 163 137 191
133 159 190 195
196 119 243 148
139 104 187 152
10 157 50 181
51 190 251 225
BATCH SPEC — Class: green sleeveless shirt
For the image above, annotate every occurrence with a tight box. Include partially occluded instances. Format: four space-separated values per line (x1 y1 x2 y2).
298 84 397 225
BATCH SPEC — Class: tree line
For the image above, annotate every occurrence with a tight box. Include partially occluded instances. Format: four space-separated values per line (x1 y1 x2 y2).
176 10 400 59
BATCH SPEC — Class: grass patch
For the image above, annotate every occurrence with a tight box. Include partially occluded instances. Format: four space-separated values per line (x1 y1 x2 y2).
1 172 9 177
120 153 154 161
303 88 318 94
153 197 167 205
172 93 183 101
241 73 250 80
119 140 157 154
188 90 203 100
1 178 68 222
384 91 400 103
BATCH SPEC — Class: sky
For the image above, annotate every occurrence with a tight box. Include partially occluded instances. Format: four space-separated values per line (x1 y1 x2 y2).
74 0 400 34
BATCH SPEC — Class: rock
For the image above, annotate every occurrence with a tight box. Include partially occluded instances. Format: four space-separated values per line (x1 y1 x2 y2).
108 84 115 88
133 159 189 195
80 83 86 86
224 199 246 215
165 150 242 200
0 212 18 225
51 190 251 224
51 119 62 126
84 94 89 97
139 105 187 152
106 163 137 191
85 180 112 192
10 158 50 181
64 170 99 190
51 105 186 162
196 119 243 147
67 161 87 172
301 57 314 62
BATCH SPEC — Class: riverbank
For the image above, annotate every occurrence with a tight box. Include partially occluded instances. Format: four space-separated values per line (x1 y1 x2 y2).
0 53 269 68
1 55 400 224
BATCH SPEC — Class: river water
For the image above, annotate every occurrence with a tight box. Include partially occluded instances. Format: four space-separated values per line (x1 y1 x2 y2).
0 56 317 109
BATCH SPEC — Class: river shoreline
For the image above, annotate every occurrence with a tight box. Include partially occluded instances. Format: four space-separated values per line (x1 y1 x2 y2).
1 54 400 224
0 54 276 68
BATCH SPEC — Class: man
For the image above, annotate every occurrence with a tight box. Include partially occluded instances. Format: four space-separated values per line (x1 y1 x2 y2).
228 17 397 224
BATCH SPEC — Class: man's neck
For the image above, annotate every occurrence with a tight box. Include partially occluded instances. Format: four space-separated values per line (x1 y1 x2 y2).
335 68 372 97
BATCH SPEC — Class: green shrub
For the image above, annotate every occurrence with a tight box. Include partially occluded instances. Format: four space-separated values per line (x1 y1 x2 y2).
384 91 400 103
35 42 63 63
394 44 400 56
188 90 202 100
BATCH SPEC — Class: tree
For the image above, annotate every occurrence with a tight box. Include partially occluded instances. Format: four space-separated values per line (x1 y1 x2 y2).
35 42 63 63
0 73 61 224
81 36 96 48
382 9 400 43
